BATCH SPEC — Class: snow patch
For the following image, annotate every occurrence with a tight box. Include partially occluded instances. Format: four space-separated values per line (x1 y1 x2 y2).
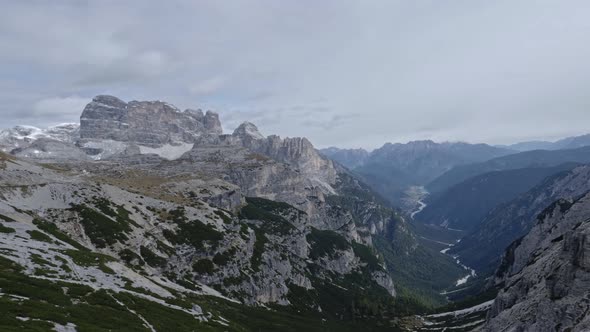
138 143 194 160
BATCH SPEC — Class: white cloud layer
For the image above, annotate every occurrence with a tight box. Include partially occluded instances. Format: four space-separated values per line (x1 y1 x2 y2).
1 1 590 148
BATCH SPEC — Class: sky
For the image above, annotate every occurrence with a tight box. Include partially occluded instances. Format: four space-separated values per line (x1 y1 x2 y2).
1 0 590 149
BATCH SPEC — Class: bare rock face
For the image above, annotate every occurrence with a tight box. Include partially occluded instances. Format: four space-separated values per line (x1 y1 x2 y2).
80 95 222 146
484 192 590 332
231 121 338 191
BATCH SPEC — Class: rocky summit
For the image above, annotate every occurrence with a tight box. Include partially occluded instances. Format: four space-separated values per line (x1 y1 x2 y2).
80 95 222 145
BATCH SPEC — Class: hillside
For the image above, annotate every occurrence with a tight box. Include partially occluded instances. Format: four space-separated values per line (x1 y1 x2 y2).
326 141 513 205
428 146 590 193
416 163 579 231
483 193 590 331
450 165 590 274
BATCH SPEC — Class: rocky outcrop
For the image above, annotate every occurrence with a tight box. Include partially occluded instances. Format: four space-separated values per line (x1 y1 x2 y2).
80 95 222 146
484 192 590 332
230 122 338 191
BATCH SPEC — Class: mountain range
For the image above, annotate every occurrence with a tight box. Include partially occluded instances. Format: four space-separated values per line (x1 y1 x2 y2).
427 145 590 193
0 95 470 331
321 141 513 205
2 95 590 331
416 163 580 232
499 133 590 151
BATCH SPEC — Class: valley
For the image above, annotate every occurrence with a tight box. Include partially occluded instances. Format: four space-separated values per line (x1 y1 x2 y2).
3 3 590 330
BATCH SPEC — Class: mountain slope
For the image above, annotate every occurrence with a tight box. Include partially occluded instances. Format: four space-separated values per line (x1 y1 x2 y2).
428 146 590 193
0 95 469 329
483 193 590 331
351 140 513 204
0 124 79 153
450 165 590 274
319 147 369 169
0 149 402 329
416 163 579 231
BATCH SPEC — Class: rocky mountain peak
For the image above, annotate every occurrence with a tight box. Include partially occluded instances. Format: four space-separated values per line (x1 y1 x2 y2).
80 95 223 146
184 108 204 118
91 94 127 109
203 110 222 134
232 121 265 140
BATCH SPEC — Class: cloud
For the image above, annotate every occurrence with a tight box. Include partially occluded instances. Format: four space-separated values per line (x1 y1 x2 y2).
1 1 590 148
188 76 227 96
32 96 90 119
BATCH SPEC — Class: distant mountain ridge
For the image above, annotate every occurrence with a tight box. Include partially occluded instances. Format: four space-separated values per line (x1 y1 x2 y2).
416 163 580 232
450 165 590 274
321 140 513 204
500 133 590 151
427 146 590 193
319 147 369 169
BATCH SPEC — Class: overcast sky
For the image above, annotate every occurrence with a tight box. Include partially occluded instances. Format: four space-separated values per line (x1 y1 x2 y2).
2 1 590 149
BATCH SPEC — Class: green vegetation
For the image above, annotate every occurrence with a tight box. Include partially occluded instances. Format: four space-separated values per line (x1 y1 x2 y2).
92 197 140 227
286 269 426 327
0 256 155 332
213 247 236 266
192 259 215 274
250 228 267 271
33 219 87 250
0 214 16 222
0 224 15 234
27 230 53 243
239 197 297 235
213 210 232 224
0 253 422 331
119 249 145 267
374 234 465 308
156 240 175 256
306 228 349 259
352 242 382 270
61 249 116 274
70 204 132 248
30 254 57 268
140 246 166 268
163 208 223 250
54 255 72 273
